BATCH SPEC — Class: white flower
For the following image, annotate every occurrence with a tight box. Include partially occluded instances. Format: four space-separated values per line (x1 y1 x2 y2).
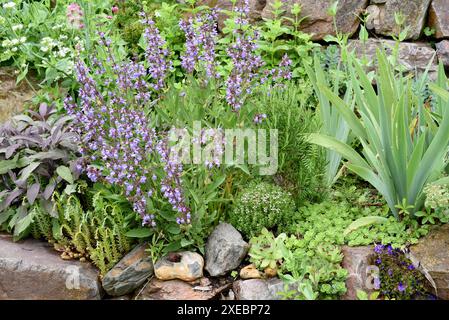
11 38 19 45
12 24 23 31
11 47 17 52
3 2 16 9
2 39 12 48
59 35 68 41
56 46 70 58
40 37 57 52
19 36 26 43
0 16 6 24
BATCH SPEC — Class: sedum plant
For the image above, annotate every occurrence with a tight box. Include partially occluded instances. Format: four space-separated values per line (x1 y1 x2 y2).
309 49 449 219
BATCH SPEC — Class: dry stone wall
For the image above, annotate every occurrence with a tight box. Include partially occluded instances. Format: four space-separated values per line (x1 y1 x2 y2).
202 0 449 70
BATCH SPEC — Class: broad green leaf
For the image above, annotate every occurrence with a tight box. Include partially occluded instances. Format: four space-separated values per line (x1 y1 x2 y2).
125 228 152 238
344 216 388 236
56 166 74 184
0 154 20 174
308 134 369 167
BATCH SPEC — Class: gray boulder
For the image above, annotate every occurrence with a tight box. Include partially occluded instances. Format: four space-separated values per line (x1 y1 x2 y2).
205 223 249 276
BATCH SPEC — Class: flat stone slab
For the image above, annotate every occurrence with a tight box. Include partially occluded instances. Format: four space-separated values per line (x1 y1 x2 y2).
0 233 102 300
136 278 229 300
348 39 438 80
408 224 449 300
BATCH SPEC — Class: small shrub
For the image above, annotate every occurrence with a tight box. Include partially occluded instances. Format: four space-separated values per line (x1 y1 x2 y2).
229 181 295 238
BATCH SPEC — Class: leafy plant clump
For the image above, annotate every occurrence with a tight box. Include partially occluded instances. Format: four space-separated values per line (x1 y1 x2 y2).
309 48 449 219
287 197 429 249
0 103 82 239
229 181 296 239
31 186 135 276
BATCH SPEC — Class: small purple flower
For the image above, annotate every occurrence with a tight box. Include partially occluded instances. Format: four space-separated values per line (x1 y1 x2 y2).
374 244 384 254
387 245 394 255
253 113 267 124
397 282 407 293
375 258 382 265
407 264 415 271
388 269 393 276
373 277 381 290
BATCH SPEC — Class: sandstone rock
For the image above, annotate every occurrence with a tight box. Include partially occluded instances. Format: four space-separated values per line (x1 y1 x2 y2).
205 223 249 277
262 0 368 41
340 246 375 300
264 267 278 278
240 264 262 279
102 243 154 296
154 251 204 282
370 0 431 40
348 39 438 79
436 40 449 69
233 278 285 300
136 278 229 300
0 233 102 300
428 0 449 39
365 5 381 31
408 224 449 300
0 67 37 124
199 0 266 30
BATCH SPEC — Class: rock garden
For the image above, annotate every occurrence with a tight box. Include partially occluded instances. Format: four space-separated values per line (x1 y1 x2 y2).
1 0 449 301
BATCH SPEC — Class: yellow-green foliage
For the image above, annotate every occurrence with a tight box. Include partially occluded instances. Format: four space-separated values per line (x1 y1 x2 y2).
31 191 133 276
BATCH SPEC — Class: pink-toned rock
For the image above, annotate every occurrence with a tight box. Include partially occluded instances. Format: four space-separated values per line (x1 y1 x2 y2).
262 0 368 41
428 0 449 39
199 0 266 30
348 39 438 80
408 224 449 300
436 40 449 69
136 278 229 300
0 233 102 300
368 0 431 40
341 246 375 300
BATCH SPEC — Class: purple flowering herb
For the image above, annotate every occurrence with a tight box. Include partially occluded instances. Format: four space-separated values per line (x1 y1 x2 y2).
253 113 267 124
397 282 407 293
142 15 172 91
156 138 191 224
179 10 219 79
234 0 250 27
375 258 382 265
225 31 264 111
407 264 415 271
65 32 190 228
67 3 84 29
374 244 384 254
374 277 381 290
